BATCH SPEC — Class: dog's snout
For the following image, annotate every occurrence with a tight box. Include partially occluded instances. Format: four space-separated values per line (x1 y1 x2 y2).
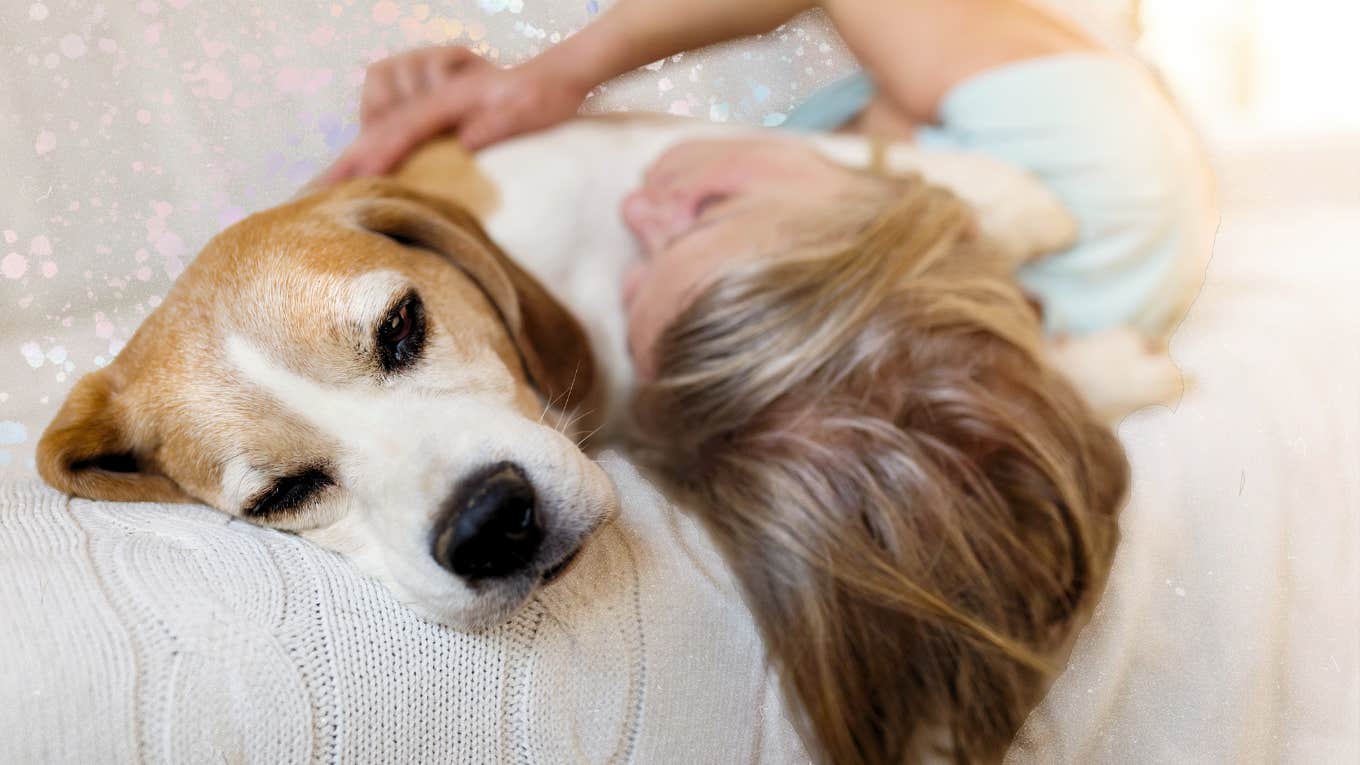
433 461 542 581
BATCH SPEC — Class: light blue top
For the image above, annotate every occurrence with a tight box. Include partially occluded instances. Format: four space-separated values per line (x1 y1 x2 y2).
784 55 1208 339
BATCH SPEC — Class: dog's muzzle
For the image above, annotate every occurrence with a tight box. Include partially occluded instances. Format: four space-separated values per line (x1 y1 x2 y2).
432 461 542 581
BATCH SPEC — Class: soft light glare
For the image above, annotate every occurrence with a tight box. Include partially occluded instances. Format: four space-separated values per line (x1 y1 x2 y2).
1141 0 1360 136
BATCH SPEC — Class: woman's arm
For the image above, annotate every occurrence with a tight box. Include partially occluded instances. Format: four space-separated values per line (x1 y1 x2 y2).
563 0 1096 126
322 0 1093 181
821 0 1096 123
322 0 817 181
323 0 818 181
540 0 818 94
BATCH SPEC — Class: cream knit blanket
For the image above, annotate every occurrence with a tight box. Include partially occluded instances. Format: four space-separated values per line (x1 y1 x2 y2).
0 455 808 764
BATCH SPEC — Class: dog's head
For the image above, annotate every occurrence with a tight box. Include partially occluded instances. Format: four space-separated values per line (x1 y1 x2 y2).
37 178 614 629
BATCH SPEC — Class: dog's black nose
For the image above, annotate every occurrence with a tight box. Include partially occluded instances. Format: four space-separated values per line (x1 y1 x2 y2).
433 461 541 581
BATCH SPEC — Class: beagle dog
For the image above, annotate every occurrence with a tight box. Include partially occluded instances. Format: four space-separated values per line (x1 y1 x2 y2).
37 118 1176 629
37 142 615 630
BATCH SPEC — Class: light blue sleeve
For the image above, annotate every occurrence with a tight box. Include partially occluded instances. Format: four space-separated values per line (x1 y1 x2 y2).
915 54 1209 339
780 71 878 132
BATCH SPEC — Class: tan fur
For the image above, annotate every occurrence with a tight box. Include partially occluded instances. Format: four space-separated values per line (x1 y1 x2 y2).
38 144 598 510
392 139 500 219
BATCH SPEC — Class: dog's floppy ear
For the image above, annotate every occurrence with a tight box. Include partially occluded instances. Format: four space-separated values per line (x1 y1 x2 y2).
37 368 191 503
349 181 598 415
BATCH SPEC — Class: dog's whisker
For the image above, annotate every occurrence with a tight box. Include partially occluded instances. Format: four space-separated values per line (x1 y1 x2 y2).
561 408 595 436
552 362 582 433
538 378 576 428
575 423 604 448
555 406 592 438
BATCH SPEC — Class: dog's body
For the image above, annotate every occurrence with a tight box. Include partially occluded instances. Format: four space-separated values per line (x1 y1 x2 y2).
38 118 1178 628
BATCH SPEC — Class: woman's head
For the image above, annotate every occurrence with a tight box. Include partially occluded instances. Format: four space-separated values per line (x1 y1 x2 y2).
631 164 1128 764
621 138 883 379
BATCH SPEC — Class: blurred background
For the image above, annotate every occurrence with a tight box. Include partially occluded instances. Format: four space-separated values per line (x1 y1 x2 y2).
1140 0 1360 139
1128 0 1360 254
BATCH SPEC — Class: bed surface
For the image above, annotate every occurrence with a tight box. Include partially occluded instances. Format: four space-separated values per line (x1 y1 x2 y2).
2 3 1357 763
1010 133 1360 762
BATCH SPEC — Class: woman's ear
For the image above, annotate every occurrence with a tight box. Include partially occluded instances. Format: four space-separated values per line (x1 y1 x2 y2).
37 369 191 503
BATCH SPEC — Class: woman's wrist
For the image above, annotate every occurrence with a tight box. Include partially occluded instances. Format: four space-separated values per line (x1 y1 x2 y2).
526 21 624 101
522 0 822 100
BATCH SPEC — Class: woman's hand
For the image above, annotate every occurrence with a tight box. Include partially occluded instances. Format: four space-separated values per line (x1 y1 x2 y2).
319 0 820 184
320 46 590 183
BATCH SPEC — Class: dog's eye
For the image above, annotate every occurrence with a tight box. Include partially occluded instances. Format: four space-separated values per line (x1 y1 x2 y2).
385 303 414 343
377 291 426 373
245 468 333 519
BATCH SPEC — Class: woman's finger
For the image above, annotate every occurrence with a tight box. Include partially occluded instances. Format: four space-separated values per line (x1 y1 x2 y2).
318 148 361 185
349 83 479 177
416 47 476 103
326 69 486 184
459 108 513 151
359 57 401 126
317 123 410 186
430 45 485 77
393 56 423 102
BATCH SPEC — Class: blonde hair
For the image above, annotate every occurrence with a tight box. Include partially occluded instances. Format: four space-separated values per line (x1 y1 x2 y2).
634 174 1128 764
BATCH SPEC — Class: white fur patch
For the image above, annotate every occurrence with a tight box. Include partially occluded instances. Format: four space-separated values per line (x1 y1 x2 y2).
336 269 408 329
222 332 615 628
218 454 270 510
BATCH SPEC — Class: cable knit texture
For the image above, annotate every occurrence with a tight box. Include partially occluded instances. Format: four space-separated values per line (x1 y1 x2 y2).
0 456 809 764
